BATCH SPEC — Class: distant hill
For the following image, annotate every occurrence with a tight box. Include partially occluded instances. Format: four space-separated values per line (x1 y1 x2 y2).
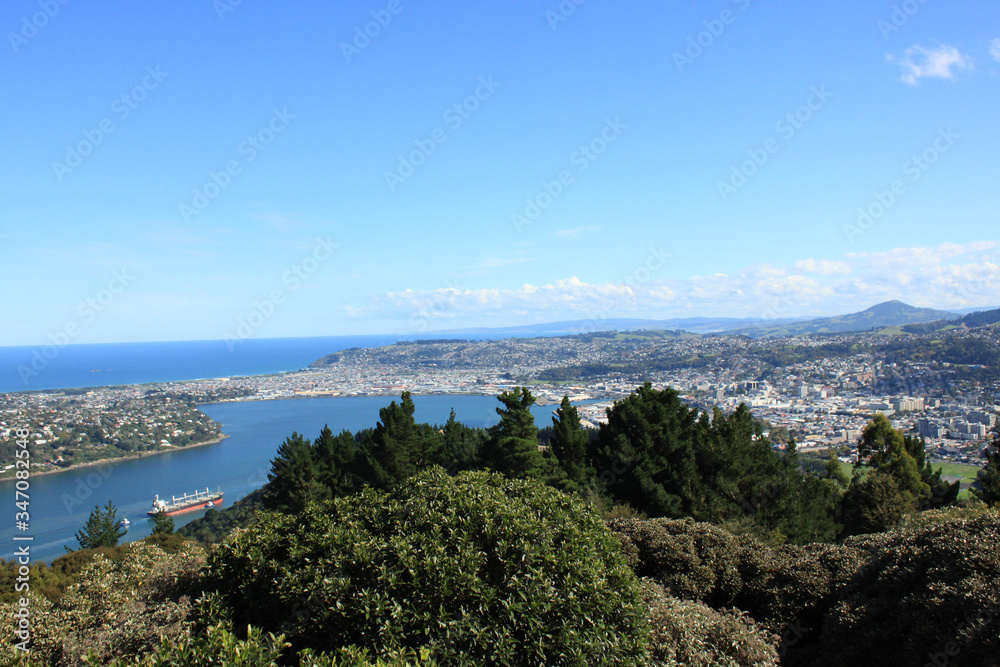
959 307 1000 328
900 306 1000 334
432 315 811 336
428 301 981 340
724 301 960 338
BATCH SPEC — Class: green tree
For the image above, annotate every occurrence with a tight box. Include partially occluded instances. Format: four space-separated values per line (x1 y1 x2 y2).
150 510 174 535
971 430 1000 507
439 409 482 473
366 392 427 487
263 432 325 513
549 395 590 489
839 471 911 537
903 433 959 509
856 414 930 505
481 387 544 478
313 425 362 497
823 450 850 489
590 383 704 518
74 500 127 550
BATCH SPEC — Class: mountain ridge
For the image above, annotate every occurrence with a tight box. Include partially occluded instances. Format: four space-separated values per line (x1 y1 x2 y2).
425 301 981 339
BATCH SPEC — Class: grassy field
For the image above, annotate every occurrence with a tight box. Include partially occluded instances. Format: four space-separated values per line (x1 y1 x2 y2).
931 461 983 498
932 461 984 478
806 457 982 499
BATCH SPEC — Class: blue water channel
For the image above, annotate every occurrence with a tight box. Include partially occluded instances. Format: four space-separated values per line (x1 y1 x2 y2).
2 394 567 563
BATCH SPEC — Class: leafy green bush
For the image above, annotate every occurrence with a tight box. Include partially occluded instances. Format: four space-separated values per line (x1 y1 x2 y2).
1 629 437 667
642 580 778 667
205 468 648 665
733 539 864 663
608 518 745 607
0 534 200 608
812 509 1000 667
609 516 865 662
0 541 205 666
899 499 993 531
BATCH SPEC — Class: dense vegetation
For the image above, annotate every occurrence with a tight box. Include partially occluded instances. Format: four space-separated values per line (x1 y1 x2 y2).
4 384 998 664
207 469 649 664
185 385 961 548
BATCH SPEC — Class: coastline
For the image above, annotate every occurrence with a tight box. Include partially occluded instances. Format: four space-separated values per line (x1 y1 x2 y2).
1 433 230 482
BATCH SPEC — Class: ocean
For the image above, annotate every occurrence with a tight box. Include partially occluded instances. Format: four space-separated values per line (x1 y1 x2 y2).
0 335 403 394
0 332 554 395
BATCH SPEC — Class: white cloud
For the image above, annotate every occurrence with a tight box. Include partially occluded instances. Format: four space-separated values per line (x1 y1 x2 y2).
890 44 971 85
991 38 1000 62
345 242 1000 332
794 258 851 276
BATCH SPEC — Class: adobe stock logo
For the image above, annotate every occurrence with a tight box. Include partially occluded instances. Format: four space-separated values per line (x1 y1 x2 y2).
512 117 627 233
18 268 135 385
180 108 294 223
224 237 336 350
52 66 168 182
7 0 70 54
844 128 958 244
340 0 412 63
384 76 501 192
717 85 832 202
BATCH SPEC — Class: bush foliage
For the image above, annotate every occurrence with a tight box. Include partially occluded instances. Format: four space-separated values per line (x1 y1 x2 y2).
205 468 649 665
0 541 205 666
812 510 1000 667
610 512 1000 667
641 579 778 667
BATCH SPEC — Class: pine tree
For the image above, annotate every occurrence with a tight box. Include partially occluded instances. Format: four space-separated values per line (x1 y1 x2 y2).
482 387 544 478
972 430 1000 507
839 471 911 537
591 383 701 518
264 432 324 513
440 409 481 474
823 450 850 489
857 414 930 504
74 500 127 550
314 424 360 497
368 391 424 487
549 396 590 489
150 510 174 535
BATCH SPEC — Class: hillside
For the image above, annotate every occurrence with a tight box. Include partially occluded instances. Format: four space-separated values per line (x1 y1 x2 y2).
431 315 811 335
726 300 958 338
896 306 1000 334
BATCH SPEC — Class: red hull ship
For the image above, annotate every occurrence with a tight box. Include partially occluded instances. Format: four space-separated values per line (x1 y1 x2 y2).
147 487 223 516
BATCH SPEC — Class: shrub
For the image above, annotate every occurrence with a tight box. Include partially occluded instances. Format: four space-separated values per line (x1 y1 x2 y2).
812 510 1000 667
607 517 745 607
609 516 865 662
734 541 864 638
642 579 778 667
205 468 648 665
898 499 992 531
0 541 206 666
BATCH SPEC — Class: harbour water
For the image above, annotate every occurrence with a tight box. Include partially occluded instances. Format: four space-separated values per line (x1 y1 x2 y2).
2 393 566 563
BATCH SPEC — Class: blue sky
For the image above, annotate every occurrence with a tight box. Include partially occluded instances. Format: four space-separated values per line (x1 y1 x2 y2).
1 0 998 345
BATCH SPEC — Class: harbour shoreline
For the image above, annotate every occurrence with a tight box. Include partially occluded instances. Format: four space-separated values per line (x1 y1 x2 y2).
0 433 230 483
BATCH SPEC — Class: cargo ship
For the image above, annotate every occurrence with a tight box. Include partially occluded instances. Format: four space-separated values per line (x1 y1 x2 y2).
147 487 223 516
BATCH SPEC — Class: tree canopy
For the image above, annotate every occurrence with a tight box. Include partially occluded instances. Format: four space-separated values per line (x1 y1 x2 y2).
74 500 127 551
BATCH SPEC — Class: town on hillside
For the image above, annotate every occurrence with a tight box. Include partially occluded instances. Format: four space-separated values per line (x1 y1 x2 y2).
3 318 998 480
